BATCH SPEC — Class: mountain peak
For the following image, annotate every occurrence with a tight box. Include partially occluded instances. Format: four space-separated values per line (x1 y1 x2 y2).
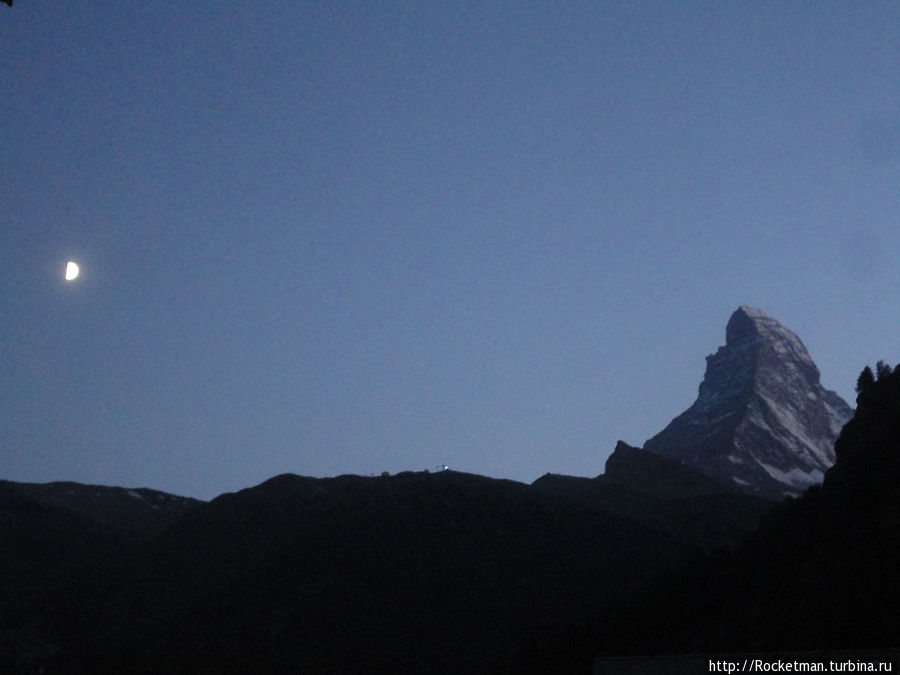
727 305 777 343
644 307 852 499
725 306 819 380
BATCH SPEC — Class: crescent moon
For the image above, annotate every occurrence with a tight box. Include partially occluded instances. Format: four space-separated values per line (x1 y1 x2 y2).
65 261 80 281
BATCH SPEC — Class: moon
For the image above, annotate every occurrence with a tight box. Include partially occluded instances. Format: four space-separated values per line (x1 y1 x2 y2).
65 261 80 281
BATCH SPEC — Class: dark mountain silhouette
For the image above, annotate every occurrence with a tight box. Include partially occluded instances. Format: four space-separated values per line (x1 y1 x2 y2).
0 486 130 670
644 306 852 499
0 453 855 675
0 374 798 674
2 461 773 674
42 470 689 674
0 482 201 672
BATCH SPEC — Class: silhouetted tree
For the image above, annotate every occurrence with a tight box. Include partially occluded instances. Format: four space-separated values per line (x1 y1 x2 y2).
876 360 893 381
856 366 875 394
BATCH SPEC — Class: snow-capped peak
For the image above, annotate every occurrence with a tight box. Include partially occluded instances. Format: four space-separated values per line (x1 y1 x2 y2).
643 306 852 499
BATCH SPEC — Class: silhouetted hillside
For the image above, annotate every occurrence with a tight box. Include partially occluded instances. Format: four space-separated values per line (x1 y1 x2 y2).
3 456 782 674
0 481 201 673
0 484 131 670
48 470 689 673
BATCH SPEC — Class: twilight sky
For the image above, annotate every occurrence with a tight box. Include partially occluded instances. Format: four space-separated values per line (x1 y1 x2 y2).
2 2 898 500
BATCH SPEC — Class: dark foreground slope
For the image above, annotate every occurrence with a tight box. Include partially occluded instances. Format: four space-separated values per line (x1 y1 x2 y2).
0 482 201 672
530 364 900 669
0 484 128 669
47 470 689 674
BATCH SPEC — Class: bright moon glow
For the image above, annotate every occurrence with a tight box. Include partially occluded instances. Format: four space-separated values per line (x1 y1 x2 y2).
65 261 80 281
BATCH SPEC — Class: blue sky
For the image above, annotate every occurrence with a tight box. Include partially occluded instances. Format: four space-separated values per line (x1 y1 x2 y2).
2 1 898 500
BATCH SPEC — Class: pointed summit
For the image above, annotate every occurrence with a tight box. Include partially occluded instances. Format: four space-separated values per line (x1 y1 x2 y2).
643 306 852 499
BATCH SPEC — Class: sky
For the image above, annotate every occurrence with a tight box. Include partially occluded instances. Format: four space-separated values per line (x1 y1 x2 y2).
2 2 898 500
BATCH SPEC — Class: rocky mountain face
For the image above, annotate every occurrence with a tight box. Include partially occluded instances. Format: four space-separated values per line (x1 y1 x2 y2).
643 306 853 499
